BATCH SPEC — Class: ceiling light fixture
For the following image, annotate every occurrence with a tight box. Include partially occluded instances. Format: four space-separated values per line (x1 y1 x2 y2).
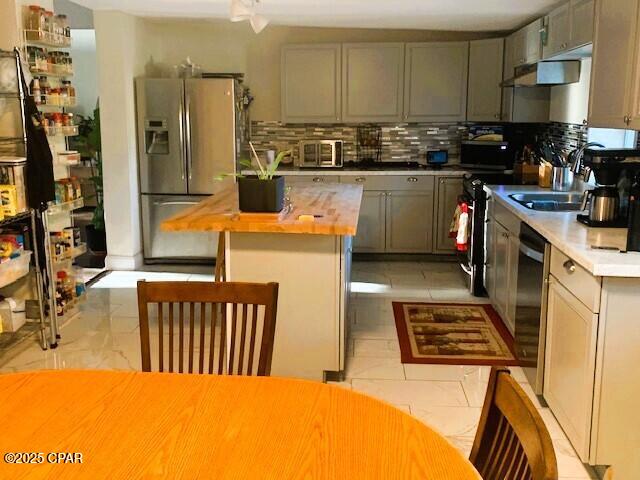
229 0 270 34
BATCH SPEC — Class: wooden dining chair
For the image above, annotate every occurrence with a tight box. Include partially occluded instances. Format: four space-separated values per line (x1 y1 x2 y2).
214 232 226 282
137 280 278 376
469 367 558 480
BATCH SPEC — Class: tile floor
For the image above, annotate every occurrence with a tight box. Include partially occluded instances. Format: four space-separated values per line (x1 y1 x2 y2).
0 260 597 479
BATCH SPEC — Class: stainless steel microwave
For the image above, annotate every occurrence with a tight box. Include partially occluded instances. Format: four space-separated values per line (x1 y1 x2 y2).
297 140 344 168
460 140 512 171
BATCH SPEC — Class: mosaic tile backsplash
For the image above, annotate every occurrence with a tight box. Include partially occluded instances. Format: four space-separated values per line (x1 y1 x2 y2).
250 121 470 163
249 120 592 165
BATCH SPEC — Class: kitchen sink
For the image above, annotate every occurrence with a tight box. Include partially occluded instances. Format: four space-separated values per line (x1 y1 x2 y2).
509 192 584 212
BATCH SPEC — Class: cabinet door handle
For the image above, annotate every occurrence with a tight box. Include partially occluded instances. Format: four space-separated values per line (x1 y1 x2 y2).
355 177 366 183
407 177 418 182
312 177 323 183
563 259 576 273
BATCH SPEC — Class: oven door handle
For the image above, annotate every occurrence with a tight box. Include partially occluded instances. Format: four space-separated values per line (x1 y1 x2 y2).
519 240 545 263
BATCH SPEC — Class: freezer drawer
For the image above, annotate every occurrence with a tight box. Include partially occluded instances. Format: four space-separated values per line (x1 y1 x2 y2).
141 195 217 260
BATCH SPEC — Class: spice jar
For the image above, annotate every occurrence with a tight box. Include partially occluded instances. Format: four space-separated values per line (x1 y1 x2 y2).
26 5 44 38
31 77 41 105
62 80 75 100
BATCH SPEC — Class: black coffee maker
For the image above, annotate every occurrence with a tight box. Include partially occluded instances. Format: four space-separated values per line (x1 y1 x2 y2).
582 148 640 252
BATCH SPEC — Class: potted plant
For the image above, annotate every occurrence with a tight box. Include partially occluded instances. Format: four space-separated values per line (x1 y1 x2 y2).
72 107 106 253
235 144 291 213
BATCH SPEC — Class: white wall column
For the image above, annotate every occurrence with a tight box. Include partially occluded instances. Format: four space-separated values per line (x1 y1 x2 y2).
94 11 145 270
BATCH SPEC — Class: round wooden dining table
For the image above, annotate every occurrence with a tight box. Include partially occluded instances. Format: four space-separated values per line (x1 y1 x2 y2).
0 370 480 479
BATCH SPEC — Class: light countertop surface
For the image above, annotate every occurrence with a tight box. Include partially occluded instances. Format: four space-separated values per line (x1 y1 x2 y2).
242 167 468 177
488 185 640 278
161 183 363 236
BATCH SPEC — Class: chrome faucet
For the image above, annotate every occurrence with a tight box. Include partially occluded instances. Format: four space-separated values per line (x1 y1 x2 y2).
570 142 605 178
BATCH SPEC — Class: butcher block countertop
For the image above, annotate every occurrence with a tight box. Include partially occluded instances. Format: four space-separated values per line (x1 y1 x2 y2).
161 183 363 236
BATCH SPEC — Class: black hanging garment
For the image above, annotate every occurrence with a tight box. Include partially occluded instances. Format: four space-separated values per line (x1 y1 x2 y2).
21 74 55 209
19 63 54 293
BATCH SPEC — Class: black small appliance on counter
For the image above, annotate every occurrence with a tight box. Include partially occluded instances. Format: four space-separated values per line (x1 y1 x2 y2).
582 148 640 252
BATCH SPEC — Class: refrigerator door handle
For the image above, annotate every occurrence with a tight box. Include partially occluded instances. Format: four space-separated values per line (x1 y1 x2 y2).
153 200 201 207
185 91 193 181
178 96 186 181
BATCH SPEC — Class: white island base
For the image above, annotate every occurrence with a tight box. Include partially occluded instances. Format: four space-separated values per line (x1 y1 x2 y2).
224 231 351 381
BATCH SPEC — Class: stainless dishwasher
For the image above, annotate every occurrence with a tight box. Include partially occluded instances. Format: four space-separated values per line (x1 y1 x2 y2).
515 223 551 395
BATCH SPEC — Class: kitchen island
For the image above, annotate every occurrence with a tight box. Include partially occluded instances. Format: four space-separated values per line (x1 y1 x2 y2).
162 183 362 381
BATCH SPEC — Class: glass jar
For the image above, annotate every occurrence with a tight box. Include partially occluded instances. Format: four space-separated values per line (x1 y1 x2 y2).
27 6 43 33
58 15 70 38
44 11 54 35
62 80 75 99
31 77 41 105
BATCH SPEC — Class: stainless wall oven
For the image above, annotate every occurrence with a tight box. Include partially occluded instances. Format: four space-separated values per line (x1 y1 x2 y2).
515 223 551 395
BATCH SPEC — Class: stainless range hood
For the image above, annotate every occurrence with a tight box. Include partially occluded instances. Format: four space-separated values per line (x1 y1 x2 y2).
501 60 581 88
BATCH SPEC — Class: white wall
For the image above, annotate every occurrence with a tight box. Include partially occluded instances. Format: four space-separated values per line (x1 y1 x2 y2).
94 11 148 270
69 29 98 117
0 0 21 50
140 19 497 121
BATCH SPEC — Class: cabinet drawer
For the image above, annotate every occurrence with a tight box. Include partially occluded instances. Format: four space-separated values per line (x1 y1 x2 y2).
341 175 434 191
283 175 341 184
550 247 601 312
493 201 520 235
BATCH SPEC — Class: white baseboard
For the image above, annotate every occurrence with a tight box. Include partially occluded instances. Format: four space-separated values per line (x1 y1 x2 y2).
105 252 143 271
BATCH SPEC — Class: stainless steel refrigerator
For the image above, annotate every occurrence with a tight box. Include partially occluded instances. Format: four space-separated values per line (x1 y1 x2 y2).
136 77 247 262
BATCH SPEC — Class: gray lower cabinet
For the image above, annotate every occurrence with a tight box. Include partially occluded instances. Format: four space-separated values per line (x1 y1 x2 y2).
385 191 434 253
281 44 342 124
492 221 510 320
342 43 405 123
353 191 387 253
434 176 463 253
404 42 469 122
544 276 598 461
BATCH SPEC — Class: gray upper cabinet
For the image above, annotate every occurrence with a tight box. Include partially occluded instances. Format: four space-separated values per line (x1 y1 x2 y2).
281 44 342 124
342 43 405 123
511 19 544 67
589 0 640 129
404 42 469 122
434 176 463 253
503 34 516 80
524 19 544 64
468 38 504 122
543 3 571 59
569 0 595 49
543 0 594 59
510 29 527 68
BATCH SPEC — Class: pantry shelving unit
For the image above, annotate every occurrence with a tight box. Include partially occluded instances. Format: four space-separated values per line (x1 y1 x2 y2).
0 49 49 351
0 46 85 352
0 211 48 350
23 15 87 348
42 197 85 346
